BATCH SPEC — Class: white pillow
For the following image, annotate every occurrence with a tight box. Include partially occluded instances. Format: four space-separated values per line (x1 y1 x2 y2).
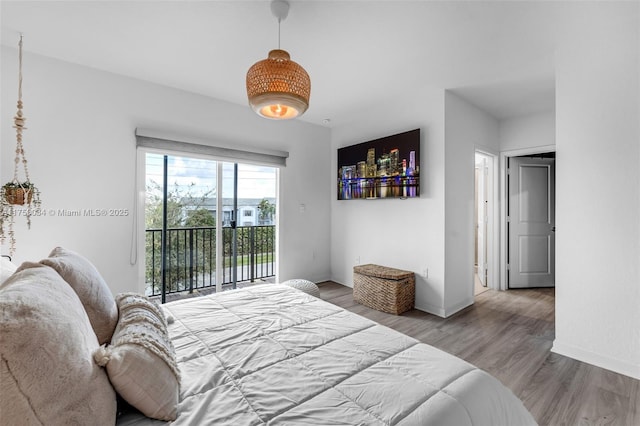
0 262 117 425
40 247 118 345
94 293 180 421
0 256 17 284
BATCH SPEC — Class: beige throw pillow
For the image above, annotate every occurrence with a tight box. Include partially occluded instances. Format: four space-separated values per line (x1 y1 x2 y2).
0 263 117 425
95 293 180 421
41 247 118 344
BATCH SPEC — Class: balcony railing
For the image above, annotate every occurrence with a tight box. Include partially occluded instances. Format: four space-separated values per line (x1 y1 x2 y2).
145 225 275 297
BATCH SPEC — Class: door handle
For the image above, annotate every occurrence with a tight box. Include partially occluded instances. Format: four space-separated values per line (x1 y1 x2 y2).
551 226 556 232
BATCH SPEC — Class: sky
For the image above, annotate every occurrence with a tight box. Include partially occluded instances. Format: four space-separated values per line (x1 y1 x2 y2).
145 153 276 200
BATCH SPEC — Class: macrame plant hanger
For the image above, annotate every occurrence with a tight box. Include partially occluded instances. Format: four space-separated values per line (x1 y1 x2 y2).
12 34 33 202
1 34 41 256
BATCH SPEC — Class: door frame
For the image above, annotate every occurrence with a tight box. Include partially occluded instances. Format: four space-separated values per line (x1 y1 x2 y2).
136 148 281 299
474 150 499 292
499 145 556 291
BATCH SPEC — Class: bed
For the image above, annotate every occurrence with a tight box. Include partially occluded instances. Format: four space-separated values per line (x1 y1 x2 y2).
1 248 536 426
117 284 536 425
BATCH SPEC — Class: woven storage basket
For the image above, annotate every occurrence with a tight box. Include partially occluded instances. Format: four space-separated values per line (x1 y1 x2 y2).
353 264 415 315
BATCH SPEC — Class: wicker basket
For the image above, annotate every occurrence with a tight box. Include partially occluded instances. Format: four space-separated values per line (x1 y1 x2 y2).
353 264 415 315
3 186 32 205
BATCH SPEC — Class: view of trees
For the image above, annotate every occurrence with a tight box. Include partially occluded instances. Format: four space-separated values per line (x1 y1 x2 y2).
145 181 215 229
145 181 216 295
145 183 276 296
257 198 275 223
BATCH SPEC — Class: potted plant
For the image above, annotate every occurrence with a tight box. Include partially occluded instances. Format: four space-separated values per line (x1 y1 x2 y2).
0 181 41 255
2 181 39 206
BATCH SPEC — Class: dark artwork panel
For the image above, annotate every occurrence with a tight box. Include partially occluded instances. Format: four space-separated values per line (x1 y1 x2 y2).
337 128 420 200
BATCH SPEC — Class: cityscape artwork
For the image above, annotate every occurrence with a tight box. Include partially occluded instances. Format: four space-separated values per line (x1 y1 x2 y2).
337 128 420 200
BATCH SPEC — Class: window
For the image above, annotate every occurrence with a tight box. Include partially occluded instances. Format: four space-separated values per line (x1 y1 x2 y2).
137 129 284 301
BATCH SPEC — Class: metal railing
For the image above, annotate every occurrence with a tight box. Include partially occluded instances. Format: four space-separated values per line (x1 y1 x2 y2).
145 225 275 296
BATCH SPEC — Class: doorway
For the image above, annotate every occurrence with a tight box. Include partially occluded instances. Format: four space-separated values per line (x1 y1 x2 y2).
474 151 497 295
143 152 277 302
506 152 556 289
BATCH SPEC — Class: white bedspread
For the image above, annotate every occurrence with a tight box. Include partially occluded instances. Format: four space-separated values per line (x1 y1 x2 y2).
117 284 536 425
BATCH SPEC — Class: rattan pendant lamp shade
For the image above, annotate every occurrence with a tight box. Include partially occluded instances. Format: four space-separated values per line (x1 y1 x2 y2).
246 0 310 120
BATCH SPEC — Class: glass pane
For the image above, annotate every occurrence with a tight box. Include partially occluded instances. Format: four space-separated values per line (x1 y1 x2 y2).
144 153 217 297
221 163 277 288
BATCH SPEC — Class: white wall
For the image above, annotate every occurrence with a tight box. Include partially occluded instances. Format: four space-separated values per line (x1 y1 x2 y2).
1 49 332 294
444 92 499 314
553 2 640 379
499 111 555 152
330 88 447 315
329 89 498 318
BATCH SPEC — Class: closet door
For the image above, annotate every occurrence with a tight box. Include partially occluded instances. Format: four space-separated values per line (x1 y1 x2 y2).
508 157 555 288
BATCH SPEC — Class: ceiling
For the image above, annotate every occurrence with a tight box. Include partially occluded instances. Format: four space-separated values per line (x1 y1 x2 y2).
1 1 560 127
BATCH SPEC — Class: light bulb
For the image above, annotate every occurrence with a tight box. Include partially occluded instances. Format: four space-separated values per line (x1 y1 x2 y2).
270 104 288 117
259 102 299 119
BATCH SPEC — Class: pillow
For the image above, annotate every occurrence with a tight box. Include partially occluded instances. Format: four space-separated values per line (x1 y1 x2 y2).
40 247 118 345
0 263 117 425
1 256 17 283
94 293 180 421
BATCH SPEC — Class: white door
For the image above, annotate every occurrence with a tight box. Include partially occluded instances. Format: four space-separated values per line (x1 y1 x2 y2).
508 157 555 288
476 156 487 286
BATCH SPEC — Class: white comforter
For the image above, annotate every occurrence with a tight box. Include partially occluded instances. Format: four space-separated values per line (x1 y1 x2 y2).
117 284 536 425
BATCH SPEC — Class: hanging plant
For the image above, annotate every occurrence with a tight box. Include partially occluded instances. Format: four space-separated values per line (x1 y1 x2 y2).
3 182 37 205
0 35 42 256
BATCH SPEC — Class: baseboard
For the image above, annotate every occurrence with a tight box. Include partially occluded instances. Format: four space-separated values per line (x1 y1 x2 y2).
311 275 332 285
414 298 474 318
444 297 474 318
325 278 349 287
414 301 446 318
328 280 469 319
552 340 640 380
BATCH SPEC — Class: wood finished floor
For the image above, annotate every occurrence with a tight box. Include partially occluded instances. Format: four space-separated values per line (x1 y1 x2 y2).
317 281 640 426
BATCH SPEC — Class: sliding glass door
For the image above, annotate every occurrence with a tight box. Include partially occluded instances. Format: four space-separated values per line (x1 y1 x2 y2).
144 152 277 302
221 162 277 286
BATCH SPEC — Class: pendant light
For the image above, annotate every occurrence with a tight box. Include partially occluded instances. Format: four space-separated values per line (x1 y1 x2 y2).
246 0 310 120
